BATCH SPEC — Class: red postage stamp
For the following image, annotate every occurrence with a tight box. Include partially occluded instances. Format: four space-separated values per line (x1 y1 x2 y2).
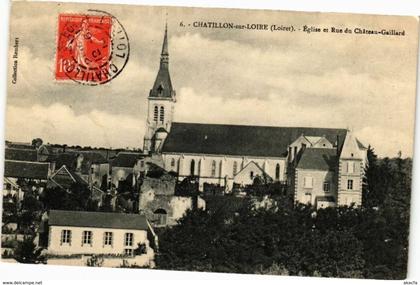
55 13 120 85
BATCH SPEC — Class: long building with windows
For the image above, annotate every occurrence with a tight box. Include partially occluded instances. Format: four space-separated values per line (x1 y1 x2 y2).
47 210 156 257
142 26 367 208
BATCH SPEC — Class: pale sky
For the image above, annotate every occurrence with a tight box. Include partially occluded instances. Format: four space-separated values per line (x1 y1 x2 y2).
6 2 419 157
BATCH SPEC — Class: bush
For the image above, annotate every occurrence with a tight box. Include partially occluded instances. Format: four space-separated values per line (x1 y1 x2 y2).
86 255 104 267
13 237 45 264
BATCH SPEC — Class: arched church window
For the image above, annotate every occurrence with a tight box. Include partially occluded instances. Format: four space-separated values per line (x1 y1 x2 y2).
233 161 238 176
275 163 280 180
153 105 158 122
170 158 176 169
211 160 216 177
159 106 165 123
190 159 195 176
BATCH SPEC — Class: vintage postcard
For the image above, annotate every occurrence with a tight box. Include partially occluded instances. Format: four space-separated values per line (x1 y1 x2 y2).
1 0 419 280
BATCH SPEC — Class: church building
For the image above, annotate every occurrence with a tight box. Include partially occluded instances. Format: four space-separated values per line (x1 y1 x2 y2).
143 26 368 208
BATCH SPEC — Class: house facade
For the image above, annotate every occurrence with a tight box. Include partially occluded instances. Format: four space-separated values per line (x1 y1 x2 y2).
293 148 338 208
291 131 367 208
47 210 156 258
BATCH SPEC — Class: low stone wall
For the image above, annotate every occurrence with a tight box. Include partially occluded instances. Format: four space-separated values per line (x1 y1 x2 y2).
47 251 155 268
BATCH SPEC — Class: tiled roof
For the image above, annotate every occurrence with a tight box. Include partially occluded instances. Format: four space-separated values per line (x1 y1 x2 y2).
112 152 145 168
48 210 149 231
297 148 337 171
145 162 175 179
49 152 108 174
49 165 88 189
356 139 367 150
162 122 347 158
5 148 38 162
4 160 49 179
150 66 173 99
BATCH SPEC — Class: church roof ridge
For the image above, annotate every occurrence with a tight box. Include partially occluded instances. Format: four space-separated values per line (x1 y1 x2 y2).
171 121 348 132
163 122 348 158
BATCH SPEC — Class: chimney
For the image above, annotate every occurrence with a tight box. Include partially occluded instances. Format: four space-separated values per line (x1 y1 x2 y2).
76 154 84 172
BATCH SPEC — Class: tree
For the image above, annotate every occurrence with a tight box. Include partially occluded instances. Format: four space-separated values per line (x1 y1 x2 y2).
100 194 114 212
156 147 412 279
2 194 18 225
13 236 45 264
360 150 412 279
31 138 43 148
17 191 43 233
363 146 381 208
134 243 147 255
40 187 70 210
86 255 104 267
255 263 289 275
40 183 96 211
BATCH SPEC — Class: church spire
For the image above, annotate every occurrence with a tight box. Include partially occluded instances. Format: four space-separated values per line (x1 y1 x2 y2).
149 23 174 99
160 22 169 66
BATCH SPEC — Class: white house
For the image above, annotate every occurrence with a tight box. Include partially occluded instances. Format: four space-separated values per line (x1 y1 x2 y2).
47 210 157 260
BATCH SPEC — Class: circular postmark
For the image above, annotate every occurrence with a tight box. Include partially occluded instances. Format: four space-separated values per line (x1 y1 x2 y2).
56 10 130 86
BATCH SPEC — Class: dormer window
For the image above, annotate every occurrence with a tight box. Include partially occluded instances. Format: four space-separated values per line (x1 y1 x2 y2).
157 84 164 95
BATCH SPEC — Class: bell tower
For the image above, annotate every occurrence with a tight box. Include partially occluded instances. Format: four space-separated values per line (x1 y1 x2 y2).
143 24 176 154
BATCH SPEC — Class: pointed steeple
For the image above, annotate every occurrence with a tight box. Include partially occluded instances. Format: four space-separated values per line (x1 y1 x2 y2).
149 23 174 99
161 22 169 59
